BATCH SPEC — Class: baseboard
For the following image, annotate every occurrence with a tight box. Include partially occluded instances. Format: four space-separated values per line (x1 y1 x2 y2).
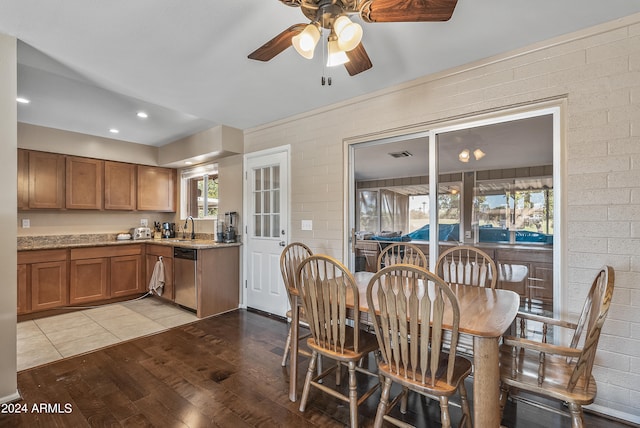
0 390 21 404
585 403 640 426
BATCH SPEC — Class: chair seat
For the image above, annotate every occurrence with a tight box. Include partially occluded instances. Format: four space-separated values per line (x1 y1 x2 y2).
378 352 472 397
307 326 379 362
499 343 597 405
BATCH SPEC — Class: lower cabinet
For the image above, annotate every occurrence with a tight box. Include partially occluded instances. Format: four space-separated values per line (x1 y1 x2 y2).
494 248 554 310
18 249 69 313
69 258 109 305
17 264 29 314
111 255 144 297
145 244 174 301
69 245 144 304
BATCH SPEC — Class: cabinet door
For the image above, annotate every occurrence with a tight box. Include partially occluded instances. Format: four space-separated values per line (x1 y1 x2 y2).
137 165 176 212
110 255 144 297
529 263 554 308
17 149 29 210
28 151 65 209
31 260 68 311
66 156 104 209
17 264 30 314
70 258 109 304
496 262 529 302
145 254 174 301
104 161 136 210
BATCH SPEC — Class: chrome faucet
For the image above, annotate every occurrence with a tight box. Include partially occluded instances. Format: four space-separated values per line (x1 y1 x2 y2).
184 216 196 240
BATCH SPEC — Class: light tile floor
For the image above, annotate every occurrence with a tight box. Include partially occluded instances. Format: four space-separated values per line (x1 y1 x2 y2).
17 296 198 371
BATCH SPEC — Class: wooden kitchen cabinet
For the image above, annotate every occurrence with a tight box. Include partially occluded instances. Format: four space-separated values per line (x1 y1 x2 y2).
494 247 553 310
70 245 144 300
528 263 554 307
104 161 136 210
111 254 144 297
27 150 66 209
18 149 177 213
198 246 240 318
145 244 174 301
355 240 381 272
17 149 29 210
66 156 104 209
69 257 109 304
18 249 69 312
17 263 29 314
137 165 176 212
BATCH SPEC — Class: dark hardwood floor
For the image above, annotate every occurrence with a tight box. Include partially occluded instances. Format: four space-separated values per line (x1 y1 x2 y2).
1 309 633 427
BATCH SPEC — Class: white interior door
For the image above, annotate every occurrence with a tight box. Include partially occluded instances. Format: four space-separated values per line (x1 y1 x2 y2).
244 149 289 316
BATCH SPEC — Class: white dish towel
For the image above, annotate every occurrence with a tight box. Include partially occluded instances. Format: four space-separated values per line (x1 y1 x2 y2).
149 256 165 296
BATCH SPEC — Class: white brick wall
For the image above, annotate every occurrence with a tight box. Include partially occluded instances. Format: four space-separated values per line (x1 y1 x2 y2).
245 14 640 420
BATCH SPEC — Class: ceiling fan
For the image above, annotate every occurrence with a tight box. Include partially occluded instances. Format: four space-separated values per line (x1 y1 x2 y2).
248 0 459 77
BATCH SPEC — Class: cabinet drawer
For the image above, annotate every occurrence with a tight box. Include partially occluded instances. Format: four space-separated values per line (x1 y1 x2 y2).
71 244 143 260
145 244 173 258
18 249 67 265
494 248 552 264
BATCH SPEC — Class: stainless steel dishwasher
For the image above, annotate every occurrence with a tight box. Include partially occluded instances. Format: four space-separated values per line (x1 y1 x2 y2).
173 247 197 311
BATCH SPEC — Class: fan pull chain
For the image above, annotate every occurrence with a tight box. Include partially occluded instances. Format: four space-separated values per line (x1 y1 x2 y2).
320 15 331 86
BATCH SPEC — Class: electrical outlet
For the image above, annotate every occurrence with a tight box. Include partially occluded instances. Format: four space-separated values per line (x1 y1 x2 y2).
22 218 30 228
301 220 313 231
140 218 148 227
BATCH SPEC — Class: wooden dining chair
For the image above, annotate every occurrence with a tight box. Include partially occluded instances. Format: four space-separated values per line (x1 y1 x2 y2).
436 245 497 289
436 245 498 356
367 264 472 428
279 242 313 367
499 266 615 428
296 254 380 428
377 242 427 270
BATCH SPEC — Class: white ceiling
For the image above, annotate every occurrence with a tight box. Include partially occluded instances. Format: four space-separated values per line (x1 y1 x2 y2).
1 1 639 147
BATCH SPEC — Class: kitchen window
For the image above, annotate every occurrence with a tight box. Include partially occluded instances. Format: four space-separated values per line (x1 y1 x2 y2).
181 163 219 219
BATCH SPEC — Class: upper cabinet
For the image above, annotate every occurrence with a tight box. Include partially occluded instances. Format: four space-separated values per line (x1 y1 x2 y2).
18 149 177 213
17 149 29 210
137 165 176 212
66 156 104 210
27 150 65 209
104 161 136 210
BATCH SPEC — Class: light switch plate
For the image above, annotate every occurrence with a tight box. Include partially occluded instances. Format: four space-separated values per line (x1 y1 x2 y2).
464 230 471 239
301 220 313 231
22 219 30 228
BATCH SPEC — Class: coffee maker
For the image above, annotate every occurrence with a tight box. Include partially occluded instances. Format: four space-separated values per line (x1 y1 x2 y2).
162 222 175 238
224 211 237 243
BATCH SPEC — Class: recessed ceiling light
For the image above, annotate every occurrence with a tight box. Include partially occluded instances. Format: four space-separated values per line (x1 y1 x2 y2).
109 128 119 134
137 111 148 118
16 97 30 104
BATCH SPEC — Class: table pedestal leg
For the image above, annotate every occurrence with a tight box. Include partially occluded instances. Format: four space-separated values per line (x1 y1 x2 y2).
473 336 501 428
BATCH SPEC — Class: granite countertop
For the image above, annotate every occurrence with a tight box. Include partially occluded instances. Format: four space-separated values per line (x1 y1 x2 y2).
17 234 242 251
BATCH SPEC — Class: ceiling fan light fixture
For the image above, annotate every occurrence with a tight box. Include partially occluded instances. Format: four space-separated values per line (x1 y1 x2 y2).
327 37 349 67
292 23 320 59
334 15 362 51
458 149 470 163
473 148 486 160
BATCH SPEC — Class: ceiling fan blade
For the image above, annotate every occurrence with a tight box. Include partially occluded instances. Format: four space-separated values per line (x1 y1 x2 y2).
360 0 458 23
248 24 305 62
344 43 373 76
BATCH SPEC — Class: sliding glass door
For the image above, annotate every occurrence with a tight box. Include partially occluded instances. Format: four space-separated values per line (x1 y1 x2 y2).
349 102 562 315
